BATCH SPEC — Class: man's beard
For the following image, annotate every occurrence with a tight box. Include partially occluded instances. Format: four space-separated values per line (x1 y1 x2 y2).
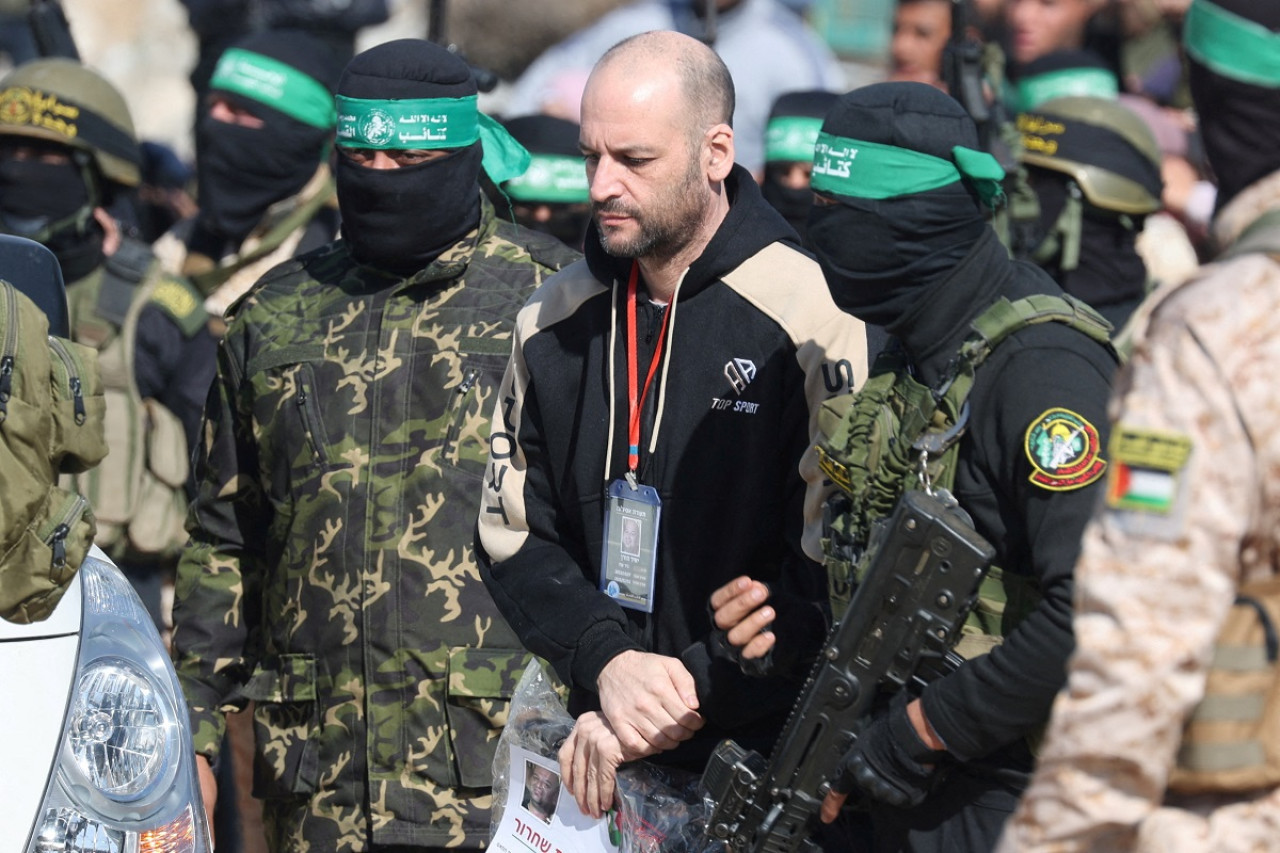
594 160 706 260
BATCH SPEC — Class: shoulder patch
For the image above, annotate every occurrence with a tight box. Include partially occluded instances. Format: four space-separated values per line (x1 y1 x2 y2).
1024 407 1107 491
149 276 208 337
1104 426 1192 513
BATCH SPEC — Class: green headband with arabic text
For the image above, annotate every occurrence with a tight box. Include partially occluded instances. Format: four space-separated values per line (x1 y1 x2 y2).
335 93 531 184
210 48 336 129
810 132 1006 208
765 115 825 163
1014 67 1119 112
1184 0 1280 88
503 154 589 203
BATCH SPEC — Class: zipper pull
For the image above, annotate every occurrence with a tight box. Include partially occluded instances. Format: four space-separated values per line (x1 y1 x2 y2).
457 368 479 396
51 523 69 569
70 376 85 424
0 353 12 405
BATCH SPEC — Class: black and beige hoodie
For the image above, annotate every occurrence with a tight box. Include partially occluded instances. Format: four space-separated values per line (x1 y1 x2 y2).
477 166 867 768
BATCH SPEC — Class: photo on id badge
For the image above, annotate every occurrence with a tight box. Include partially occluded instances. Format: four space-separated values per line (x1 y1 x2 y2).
601 479 660 613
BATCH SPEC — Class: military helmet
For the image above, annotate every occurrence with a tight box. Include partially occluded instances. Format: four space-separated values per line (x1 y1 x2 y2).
1017 96 1162 215
0 58 141 188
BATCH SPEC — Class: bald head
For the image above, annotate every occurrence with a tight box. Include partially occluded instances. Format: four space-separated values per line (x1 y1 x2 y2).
579 30 736 274
594 30 735 143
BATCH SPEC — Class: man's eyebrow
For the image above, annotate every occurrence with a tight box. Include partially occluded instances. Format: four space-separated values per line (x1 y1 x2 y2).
578 142 661 157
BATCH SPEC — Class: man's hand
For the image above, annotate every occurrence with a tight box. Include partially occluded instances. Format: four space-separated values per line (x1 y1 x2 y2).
820 695 947 822
596 650 703 758
560 711 626 819
709 575 776 661
196 753 218 845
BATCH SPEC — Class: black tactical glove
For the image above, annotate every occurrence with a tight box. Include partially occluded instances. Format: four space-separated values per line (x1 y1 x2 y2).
705 583 828 677
832 692 948 809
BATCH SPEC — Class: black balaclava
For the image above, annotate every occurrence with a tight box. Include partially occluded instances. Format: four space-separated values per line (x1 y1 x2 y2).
195 29 342 250
761 89 838 245
0 146 105 282
1032 173 1146 319
1186 0 1280 211
499 114 590 249
806 82 990 328
335 39 482 277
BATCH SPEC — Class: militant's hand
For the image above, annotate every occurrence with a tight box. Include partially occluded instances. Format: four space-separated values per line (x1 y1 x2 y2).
820 693 948 820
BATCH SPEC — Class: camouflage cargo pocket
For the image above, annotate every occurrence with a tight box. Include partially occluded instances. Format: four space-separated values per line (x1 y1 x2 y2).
241 654 321 799
444 646 531 788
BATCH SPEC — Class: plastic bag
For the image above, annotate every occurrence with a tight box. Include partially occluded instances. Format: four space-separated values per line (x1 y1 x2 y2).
491 659 725 853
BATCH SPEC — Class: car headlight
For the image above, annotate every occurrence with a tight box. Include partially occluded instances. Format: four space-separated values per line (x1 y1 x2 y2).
67 656 178 801
26 553 211 853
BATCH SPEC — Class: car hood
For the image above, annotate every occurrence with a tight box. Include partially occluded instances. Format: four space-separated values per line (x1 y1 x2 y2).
0 565 82 851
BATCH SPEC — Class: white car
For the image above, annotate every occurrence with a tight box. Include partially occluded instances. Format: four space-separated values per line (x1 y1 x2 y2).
1 546 212 852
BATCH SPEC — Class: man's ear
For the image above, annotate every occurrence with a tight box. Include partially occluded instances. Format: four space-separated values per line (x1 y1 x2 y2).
705 123 734 182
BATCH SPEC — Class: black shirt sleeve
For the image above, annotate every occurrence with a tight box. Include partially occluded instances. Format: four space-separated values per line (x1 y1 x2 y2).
921 331 1116 762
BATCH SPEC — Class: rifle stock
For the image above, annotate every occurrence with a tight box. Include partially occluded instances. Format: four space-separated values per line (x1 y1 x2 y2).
699 490 994 853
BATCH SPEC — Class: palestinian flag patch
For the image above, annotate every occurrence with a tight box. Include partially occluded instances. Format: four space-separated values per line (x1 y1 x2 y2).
1105 427 1192 513
1024 408 1107 491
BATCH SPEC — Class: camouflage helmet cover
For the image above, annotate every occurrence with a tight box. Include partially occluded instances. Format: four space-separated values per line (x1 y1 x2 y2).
0 58 141 188
1018 96 1163 215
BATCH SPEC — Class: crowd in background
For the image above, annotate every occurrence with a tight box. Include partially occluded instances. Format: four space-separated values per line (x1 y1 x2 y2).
0 0 1274 851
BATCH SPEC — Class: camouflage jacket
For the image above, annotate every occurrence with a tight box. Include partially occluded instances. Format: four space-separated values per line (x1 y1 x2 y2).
172 197 578 851
997 169 1280 853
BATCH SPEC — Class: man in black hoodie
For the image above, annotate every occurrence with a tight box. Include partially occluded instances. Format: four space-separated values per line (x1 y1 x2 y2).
476 30 867 819
719 82 1118 851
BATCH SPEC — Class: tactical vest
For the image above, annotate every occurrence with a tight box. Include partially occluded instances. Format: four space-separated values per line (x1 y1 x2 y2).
67 237 205 564
816 293 1113 657
1 280 107 622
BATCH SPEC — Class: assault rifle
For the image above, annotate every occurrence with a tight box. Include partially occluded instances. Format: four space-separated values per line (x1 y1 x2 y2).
941 0 1041 257
698 489 994 853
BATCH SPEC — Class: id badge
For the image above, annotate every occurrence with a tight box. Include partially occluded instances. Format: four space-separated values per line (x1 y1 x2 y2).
600 478 661 613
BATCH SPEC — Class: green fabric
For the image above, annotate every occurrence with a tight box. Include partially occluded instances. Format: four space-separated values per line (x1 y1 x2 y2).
476 111 532 185
335 95 531 183
0 282 105 623
210 48 336 129
812 133 1006 207
1013 67 1119 112
1177 739 1267 773
1185 0 1280 88
503 153 589 203
765 115 824 163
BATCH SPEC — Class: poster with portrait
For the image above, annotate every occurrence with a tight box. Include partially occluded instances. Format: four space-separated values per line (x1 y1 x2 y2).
489 746 622 853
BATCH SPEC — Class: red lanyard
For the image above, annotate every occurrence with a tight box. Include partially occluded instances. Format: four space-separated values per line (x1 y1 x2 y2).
626 262 673 475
